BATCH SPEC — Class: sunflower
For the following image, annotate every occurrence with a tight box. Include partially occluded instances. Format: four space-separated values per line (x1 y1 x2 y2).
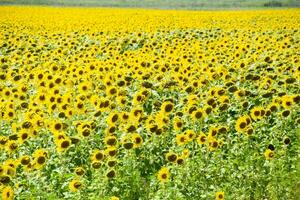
120 112 130 122
78 81 92 94
281 110 290 118
107 159 117 168
33 155 47 169
176 156 184 165
123 141 134 150
19 155 31 166
185 129 196 142
91 161 101 169
132 92 145 105
32 149 48 169
106 169 116 178
69 179 83 192
74 167 85 176
196 132 207 145
0 136 8 148
50 120 63 133
5 140 18 153
215 191 224 200
165 152 177 163
176 133 187 146
155 111 170 128
56 138 71 153
106 86 118 97
173 116 184 131
104 135 118 147
125 124 137 133
208 139 219 151
17 130 30 144
235 116 248 133
157 166 170 183
264 149 275 159
182 148 190 158
79 127 92 138
245 126 254 136
111 196 119 200
250 106 264 121
208 127 218 139
105 146 117 157
281 95 293 109
191 109 204 121
132 133 143 148
91 149 105 161
268 102 279 113
1 186 14 200
161 101 174 114
106 113 119 126
145 116 157 133
2 165 16 178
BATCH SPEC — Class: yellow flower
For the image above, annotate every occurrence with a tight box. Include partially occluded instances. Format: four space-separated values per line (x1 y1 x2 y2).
176 133 187 146
161 101 174 114
208 139 219 151
185 129 196 142
173 116 184 131
105 146 117 157
250 106 264 121
132 133 143 148
264 149 275 159
196 132 207 145
104 135 118 147
56 137 72 153
182 149 190 158
5 140 18 153
19 155 31 166
165 152 177 163
215 191 225 200
235 116 249 133
191 109 204 121
106 112 119 126
1 186 14 200
157 166 170 183
91 149 105 161
32 149 48 169
69 179 83 192
281 95 293 109
74 167 85 176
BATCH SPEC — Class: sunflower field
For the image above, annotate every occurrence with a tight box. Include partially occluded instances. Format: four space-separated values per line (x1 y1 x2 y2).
0 6 299 200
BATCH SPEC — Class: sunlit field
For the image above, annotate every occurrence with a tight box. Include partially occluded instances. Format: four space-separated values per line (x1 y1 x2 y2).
0 6 299 200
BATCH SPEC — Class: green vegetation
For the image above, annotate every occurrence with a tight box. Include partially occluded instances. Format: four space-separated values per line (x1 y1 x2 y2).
0 0 299 9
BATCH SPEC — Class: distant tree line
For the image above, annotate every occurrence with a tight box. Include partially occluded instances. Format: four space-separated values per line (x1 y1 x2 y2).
263 1 283 7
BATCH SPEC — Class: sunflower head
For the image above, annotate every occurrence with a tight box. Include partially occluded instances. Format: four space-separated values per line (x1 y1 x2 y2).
215 191 224 200
264 149 275 159
157 166 170 183
69 179 83 192
1 186 14 200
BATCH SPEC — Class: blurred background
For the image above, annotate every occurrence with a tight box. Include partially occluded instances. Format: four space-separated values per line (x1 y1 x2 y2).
0 0 299 9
